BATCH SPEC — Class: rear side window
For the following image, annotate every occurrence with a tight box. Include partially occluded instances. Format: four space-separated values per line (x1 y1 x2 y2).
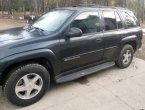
121 11 139 28
71 12 100 34
103 11 117 31
115 12 123 29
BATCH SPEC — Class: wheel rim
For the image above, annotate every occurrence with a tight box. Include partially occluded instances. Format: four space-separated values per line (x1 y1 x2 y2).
15 73 43 100
122 49 132 65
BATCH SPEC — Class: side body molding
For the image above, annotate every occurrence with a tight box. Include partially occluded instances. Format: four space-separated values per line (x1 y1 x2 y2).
121 35 138 46
121 35 137 41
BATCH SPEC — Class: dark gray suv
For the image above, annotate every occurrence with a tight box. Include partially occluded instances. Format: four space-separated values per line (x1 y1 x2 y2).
0 5 142 106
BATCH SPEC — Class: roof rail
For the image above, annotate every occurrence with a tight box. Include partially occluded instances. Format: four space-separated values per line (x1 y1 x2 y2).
115 6 128 10
94 5 114 8
72 4 128 10
72 4 115 8
72 4 96 7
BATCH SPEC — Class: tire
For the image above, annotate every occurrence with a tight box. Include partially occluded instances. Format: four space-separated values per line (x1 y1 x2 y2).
2 63 50 106
116 44 134 69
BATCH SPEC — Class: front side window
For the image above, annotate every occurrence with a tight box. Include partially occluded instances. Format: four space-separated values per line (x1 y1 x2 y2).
32 10 74 32
103 11 117 31
121 11 139 28
71 12 100 34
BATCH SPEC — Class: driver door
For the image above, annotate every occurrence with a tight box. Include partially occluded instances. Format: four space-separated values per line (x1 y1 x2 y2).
60 11 104 72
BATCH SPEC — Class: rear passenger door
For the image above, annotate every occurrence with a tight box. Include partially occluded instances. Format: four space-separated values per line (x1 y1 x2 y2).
120 11 142 42
101 10 124 60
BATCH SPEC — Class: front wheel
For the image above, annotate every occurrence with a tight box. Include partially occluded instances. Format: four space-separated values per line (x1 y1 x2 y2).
3 63 50 106
116 44 134 69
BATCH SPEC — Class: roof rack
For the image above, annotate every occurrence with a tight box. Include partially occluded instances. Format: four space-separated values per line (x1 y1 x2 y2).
72 4 113 8
72 4 128 10
72 4 96 7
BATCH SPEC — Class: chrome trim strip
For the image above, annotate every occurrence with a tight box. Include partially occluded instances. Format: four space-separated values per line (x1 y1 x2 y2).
63 49 103 62
105 46 118 50
64 55 80 62
122 35 137 40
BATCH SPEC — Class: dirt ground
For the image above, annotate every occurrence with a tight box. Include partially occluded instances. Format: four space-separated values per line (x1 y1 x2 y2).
0 18 25 30
1 58 145 110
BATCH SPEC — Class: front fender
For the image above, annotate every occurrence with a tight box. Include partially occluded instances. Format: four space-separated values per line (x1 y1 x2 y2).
0 49 60 75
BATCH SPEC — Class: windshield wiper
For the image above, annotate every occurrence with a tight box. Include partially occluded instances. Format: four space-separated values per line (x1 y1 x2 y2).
25 24 44 32
31 26 45 32
25 25 54 35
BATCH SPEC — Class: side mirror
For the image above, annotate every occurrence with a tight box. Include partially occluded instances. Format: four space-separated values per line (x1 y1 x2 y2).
66 27 82 38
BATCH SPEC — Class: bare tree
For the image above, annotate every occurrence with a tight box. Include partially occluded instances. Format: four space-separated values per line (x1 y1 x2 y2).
0 0 144 22
141 0 145 22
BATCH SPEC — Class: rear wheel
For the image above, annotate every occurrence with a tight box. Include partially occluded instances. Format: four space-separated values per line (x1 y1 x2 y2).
116 44 134 68
3 63 50 106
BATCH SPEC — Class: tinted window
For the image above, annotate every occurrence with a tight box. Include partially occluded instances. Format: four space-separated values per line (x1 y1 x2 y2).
121 11 139 28
71 12 100 34
115 12 123 29
103 11 117 31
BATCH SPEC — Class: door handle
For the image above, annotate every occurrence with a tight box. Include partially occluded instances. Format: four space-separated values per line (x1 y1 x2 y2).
96 38 102 42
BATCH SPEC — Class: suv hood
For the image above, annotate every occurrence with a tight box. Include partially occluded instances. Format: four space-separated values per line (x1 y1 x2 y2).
0 27 43 45
0 27 54 45
0 27 56 60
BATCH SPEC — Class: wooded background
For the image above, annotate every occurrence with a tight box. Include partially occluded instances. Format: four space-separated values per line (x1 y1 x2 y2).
0 0 144 22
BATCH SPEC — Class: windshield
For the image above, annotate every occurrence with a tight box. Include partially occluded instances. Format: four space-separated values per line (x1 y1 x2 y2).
32 10 74 32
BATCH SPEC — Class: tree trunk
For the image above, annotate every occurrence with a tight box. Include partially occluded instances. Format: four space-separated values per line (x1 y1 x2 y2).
8 0 12 15
1 0 4 16
141 0 144 22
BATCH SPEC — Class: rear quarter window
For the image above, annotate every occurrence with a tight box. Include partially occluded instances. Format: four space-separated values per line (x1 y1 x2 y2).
103 11 117 31
115 12 123 29
121 11 139 28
